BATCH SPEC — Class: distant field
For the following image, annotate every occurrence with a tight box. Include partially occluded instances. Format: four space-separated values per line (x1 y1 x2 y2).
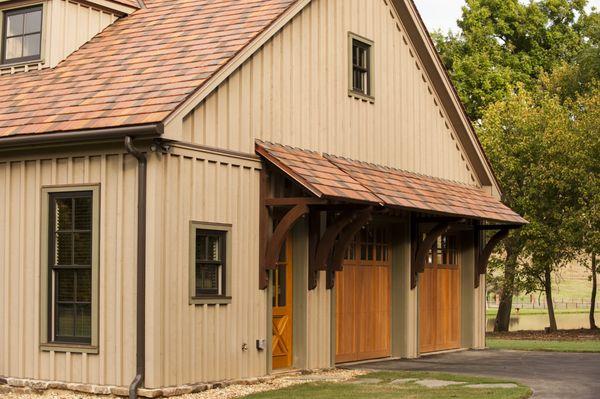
486 308 597 317
489 261 596 306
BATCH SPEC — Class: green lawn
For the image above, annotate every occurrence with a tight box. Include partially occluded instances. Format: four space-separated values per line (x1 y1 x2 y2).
243 371 531 399
487 338 600 352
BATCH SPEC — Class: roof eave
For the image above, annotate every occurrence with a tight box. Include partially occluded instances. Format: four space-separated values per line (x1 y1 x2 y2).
0 123 163 151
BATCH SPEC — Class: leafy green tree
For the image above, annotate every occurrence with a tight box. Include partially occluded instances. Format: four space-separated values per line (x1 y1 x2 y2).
569 88 600 329
479 85 585 331
433 0 589 119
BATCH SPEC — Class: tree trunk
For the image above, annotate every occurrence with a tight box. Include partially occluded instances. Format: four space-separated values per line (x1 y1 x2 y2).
494 250 517 332
544 266 558 332
591 253 597 330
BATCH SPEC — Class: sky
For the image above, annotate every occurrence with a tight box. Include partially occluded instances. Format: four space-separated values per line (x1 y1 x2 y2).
413 0 600 33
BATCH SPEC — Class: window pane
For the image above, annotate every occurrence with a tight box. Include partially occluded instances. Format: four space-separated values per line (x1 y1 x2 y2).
73 232 91 265
55 232 73 265
277 264 286 307
196 264 218 292
74 197 92 230
367 244 374 261
5 37 23 60
56 304 75 337
24 10 42 34
76 304 91 337
55 198 73 230
360 244 367 261
376 245 382 261
57 270 75 302
278 240 287 262
77 269 91 302
6 13 24 36
22 33 40 57
207 235 220 261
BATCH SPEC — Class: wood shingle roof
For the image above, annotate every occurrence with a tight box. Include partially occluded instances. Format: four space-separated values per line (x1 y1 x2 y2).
0 0 297 138
256 141 527 225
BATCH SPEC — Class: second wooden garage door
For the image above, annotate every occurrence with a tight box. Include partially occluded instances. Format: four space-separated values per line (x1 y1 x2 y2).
419 235 461 354
336 226 391 364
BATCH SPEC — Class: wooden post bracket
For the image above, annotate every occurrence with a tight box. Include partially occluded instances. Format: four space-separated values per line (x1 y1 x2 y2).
326 208 373 289
309 210 363 290
474 228 510 288
411 221 452 289
260 203 310 290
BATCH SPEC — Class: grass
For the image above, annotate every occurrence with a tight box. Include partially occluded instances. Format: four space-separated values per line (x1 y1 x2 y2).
487 338 600 352
243 371 531 399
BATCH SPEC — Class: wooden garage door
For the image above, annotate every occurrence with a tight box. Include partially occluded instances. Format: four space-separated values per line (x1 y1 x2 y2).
419 235 461 354
336 226 391 364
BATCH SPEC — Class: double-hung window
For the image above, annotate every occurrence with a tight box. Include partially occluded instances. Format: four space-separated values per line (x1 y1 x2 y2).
2 5 43 64
190 222 232 305
42 186 99 352
349 33 374 99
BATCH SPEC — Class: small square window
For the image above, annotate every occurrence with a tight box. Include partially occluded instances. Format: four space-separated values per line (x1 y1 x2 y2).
349 33 373 99
2 5 43 65
190 223 232 305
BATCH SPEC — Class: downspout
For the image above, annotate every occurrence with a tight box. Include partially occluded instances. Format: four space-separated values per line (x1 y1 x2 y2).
125 137 147 399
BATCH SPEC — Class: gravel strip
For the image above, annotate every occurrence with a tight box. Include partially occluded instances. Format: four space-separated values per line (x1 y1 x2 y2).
1 369 366 399
183 369 366 399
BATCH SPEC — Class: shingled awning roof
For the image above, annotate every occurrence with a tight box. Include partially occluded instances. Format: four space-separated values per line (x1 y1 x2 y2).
256 141 527 225
0 0 297 138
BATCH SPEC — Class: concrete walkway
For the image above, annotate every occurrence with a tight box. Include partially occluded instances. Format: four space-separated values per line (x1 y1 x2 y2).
347 350 600 399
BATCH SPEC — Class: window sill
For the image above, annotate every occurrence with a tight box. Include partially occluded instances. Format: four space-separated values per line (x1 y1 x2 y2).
0 58 44 69
40 343 98 354
348 90 375 103
190 296 232 305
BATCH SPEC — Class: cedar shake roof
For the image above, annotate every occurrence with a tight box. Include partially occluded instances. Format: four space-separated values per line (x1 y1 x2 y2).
256 141 527 225
112 0 141 8
0 0 296 138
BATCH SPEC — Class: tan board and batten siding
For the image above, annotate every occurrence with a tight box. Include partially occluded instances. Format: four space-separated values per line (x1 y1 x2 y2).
144 148 267 388
0 148 137 387
0 0 120 75
174 0 479 187
143 147 333 388
0 0 489 391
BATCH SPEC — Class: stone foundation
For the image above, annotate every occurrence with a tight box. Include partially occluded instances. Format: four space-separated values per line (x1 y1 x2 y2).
0 369 327 398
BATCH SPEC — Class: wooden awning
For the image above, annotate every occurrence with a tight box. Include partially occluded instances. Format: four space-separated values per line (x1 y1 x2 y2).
256 140 527 225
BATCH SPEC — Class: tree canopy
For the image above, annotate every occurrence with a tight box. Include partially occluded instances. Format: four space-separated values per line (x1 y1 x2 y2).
433 0 591 119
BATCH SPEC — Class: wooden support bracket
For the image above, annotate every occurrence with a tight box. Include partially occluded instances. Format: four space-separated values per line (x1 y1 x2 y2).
326 208 373 289
260 203 309 289
411 221 452 289
308 210 359 290
314 211 358 271
475 228 510 288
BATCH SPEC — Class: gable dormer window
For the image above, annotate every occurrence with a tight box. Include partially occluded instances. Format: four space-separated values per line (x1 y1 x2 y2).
348 33 374 102
2 5 43 65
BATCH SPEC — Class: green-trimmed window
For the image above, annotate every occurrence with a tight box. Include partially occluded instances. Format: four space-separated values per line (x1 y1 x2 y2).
348 33 374 99
41 186 99 352
2 5 43 64
189 222 232 305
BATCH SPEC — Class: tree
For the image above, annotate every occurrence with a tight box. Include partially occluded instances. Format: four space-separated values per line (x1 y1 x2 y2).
433 0 589 120
479 85 584 331
570 88 600 329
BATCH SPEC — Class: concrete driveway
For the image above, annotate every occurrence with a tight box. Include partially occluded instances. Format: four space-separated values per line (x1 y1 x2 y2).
347 350 600 399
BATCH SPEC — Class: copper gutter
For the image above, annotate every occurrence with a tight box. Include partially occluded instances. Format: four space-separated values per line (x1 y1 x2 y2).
0 124 163 149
